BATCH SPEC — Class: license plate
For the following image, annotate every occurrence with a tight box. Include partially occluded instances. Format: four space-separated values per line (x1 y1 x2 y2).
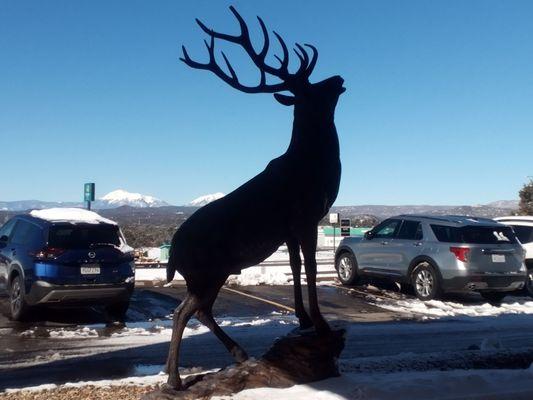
491 254 505 263
81 264 101 275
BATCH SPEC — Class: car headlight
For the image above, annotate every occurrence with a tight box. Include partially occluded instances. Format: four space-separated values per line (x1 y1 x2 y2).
520 263 527 272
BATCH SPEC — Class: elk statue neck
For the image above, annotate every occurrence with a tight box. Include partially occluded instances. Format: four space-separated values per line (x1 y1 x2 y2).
286 104 339 157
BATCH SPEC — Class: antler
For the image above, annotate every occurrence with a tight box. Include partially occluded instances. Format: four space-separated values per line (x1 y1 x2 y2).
180 6 318 93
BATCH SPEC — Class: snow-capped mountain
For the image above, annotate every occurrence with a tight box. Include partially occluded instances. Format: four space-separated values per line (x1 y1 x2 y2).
187 192 225 207
98 189 169 208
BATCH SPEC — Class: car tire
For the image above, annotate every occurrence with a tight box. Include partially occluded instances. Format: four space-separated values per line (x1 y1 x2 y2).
105 301 130 322
10 275 30 321
411 262 442 301
336 252 359 285
481 292 507 304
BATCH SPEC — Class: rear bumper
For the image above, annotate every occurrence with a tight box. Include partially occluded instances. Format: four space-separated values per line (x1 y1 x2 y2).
26 280 134 306
443 273 526 293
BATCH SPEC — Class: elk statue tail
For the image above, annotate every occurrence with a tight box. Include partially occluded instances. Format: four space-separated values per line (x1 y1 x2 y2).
166 245 178 283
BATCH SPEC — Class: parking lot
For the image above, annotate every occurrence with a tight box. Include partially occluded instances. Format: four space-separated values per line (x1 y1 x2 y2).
2 278 533 392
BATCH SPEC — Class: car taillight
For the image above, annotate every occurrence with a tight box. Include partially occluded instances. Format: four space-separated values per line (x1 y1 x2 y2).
35 247 66 260
450 247 470 262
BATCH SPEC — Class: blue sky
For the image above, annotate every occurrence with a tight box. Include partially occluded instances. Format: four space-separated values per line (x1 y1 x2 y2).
1 0 532 205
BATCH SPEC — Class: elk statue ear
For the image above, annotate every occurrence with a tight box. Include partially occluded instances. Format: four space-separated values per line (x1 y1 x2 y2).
274 93 296 106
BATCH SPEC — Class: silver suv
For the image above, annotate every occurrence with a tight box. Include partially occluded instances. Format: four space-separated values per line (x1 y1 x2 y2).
335 215 527 301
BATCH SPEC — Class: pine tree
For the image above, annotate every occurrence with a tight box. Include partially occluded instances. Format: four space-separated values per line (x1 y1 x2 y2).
518 178 533 215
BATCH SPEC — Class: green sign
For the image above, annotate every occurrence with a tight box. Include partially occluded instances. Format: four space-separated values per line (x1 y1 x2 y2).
84 183 95 202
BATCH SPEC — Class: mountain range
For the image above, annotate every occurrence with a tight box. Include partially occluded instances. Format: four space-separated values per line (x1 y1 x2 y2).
0 189 519 220
1 189 172 211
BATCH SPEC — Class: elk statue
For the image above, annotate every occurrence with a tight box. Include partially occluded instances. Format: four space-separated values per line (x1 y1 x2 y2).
165 7 345 390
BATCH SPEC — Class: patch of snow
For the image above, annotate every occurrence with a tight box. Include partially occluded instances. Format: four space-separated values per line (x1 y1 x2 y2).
50 326 98 339
3 372 169 393
136 268 183 282
226 268 289 286
30 208 116 225
371 296 533 319
218 318 274 327
187 192 225 207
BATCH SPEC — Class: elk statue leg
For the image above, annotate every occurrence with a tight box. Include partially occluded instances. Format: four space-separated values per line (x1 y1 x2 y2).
166 294 199 390
195 281 248 363
287 238 313 329
301 227 330 335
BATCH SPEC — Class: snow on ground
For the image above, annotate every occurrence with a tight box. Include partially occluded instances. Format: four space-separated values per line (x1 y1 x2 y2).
135 266 292 286
135 246 336 285
6 315 297 369
17 316 292 340
2 372 168 393
5 365 533 399
226 268 289 286
213 366 533 400
262 246 334 263
30 208 117 225
135 268 172 283
370 295 533 319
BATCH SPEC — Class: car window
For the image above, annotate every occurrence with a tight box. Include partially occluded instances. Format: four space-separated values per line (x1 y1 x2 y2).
0 219 17 240
398 220 423 240
48 224 121 249
511 225 533 244
10 221 43 247
430 224 518 244
373 219 401 239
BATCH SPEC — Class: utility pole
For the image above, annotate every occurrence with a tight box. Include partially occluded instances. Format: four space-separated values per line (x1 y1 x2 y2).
329 213 339 253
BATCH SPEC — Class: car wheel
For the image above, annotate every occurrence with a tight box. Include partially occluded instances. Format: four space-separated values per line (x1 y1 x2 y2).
411 262 442 301
105 301 130 322
525 269 533 298
10 275 29 321
481 292 507 304
336 252 359 285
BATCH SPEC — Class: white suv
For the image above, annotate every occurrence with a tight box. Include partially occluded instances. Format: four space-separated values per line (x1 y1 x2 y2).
495 216 533 296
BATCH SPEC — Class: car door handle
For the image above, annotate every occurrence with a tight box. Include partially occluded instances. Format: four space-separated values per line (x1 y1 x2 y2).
381 241 389 245
413 242 423 247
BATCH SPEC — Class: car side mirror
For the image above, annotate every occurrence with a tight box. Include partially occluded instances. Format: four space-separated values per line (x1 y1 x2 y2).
364 231 374 240
0 235 8 244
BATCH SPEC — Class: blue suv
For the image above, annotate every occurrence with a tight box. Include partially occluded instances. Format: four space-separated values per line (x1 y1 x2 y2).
0 209 135 320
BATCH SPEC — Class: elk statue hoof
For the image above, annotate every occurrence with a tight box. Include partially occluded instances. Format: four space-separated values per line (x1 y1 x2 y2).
231 346 249 363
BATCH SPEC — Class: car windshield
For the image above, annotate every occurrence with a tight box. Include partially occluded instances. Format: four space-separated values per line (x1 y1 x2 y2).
431 225 518 244
48 224 121 249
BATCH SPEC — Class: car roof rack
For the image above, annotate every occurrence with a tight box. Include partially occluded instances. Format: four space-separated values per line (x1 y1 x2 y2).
397 214 498 225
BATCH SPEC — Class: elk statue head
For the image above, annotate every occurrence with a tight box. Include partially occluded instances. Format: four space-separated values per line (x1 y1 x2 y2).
180 6 345 118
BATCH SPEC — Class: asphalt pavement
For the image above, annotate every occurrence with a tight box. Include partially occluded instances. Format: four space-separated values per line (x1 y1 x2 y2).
0 283 394 390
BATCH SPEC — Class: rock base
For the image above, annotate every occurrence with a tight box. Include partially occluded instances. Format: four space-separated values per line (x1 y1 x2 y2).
143 328 346 400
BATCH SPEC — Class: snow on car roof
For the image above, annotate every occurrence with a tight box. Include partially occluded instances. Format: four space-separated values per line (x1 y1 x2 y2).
495 216 533 223
30 208 117 225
